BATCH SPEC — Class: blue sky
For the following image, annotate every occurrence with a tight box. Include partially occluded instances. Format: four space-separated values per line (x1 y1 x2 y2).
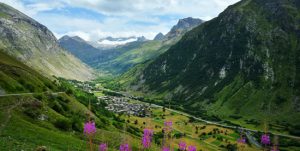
1 0 240 41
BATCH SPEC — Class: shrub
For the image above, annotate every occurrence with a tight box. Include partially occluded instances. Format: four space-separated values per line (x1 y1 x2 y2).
289 125 300 136
153 132 164 145
54 118 71 131
33 94 43 100
50 101 64 114
226 144 237 151
66 89 73 95
113 121 123 129
71 116 83 132
23 101 42 119
229 115 242 119
25 83 35 92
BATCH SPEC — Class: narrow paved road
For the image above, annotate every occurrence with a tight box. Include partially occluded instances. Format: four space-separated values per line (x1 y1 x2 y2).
0 92 65 97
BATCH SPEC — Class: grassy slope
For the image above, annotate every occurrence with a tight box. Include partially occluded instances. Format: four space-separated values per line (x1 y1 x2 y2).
0 50 147 150
0 49 57 93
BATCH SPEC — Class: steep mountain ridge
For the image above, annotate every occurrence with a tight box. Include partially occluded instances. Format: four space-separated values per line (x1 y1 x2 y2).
121 0 300 125
58 35 101 63
0 3 93 81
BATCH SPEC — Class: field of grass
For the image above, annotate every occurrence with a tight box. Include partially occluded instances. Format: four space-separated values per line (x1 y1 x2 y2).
120 107 258 151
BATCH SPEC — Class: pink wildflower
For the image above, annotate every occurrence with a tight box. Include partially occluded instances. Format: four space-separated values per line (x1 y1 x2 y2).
188 145 196 151
142 129 153 148
99 143 107 151
178 141 187 151
261 134 270 145
162 146 170 151
237 137 246 144
84 121 96 135
120 143 131 151
163 121 173 132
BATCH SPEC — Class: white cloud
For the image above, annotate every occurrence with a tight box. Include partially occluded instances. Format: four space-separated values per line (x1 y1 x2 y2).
0 0 241 41
0 0 64 16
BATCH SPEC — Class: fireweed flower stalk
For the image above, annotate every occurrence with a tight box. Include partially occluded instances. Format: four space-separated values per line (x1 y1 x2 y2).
84 121 96 135
162 146 170 151
271 145 279 151
237 137 246 144
84 121 96 151
164 121 173 132
142 129 153 148
261 134 271 145
187 145 196 151
162 121 173 150
99 143 108 151
178 141 187 151
120 143 131 151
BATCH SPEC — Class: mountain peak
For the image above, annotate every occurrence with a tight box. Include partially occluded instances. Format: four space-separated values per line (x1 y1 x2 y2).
164 17 204 39
137 36 147 42
177 17 204 27
59 35 86 43
71 36 86 43
153 32 164 40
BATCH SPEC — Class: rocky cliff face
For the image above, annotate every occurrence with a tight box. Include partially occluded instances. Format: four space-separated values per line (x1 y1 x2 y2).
0 3 93 81
164 17 204 40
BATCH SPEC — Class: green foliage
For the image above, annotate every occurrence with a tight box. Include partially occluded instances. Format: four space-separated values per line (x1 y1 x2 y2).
153 131 164 145
22 101 43 119
54 118 72 131
289 125 300 136
126 125 142 136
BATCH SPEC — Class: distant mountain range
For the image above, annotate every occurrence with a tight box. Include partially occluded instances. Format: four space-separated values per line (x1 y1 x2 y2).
59 17 204 75
0 3 93 81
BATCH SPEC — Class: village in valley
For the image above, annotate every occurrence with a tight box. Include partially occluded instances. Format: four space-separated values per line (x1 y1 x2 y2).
68 80 151 117
99 96 151 117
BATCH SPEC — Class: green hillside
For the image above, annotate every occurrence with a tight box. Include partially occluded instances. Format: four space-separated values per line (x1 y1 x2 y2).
118 0 300 132
0 50 144 150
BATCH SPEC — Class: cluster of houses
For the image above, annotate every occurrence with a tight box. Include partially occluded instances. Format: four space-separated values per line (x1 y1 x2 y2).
68 80 94 93
67 80 151 117
99 96 151 117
